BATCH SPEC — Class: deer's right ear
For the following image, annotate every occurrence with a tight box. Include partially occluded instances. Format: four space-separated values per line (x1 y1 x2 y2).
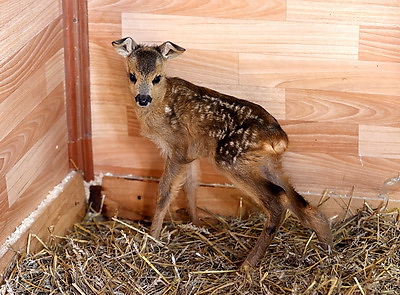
112 37 138 57
159 41 185 60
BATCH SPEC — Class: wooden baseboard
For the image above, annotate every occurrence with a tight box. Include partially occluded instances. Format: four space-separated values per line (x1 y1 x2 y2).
0 171 86 282
101 175 258 222
100 175 400 223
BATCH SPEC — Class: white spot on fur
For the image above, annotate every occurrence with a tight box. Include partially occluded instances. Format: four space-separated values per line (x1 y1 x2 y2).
165 106 172 114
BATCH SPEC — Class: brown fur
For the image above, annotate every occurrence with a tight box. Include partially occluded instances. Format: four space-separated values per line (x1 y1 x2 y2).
112 37 333 269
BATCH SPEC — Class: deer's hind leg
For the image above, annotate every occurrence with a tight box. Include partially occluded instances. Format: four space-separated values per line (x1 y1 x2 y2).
260 162 333 250
282 188 333 249
223 167 287 269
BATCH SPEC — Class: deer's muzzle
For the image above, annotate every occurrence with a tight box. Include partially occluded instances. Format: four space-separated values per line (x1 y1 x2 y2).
135 94 152 107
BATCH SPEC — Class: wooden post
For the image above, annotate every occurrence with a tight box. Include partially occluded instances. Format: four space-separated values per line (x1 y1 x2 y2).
62 0 94 181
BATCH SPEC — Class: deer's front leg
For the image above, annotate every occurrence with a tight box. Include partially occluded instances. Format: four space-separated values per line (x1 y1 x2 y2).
150 157 189 239
183 159 200 225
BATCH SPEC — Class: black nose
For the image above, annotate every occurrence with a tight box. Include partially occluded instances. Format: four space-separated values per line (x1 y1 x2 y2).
135 94 152 107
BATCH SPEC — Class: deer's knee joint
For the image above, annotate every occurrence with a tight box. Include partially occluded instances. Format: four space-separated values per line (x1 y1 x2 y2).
266 225 277 235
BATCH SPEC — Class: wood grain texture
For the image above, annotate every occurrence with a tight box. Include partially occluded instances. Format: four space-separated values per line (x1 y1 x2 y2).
101 175 400 225
287 0 400 26
101 176 257 221
122 12 359 59
63 0 94 181
2 115 69 244
0 0 61 63
0 0 70 252
6 115 68 207
282 120 359 154
0 16 64 101
91 103 129 136
239 53 400 96
359 26 400 63
283 152 400 199
0 172 86 282
89 0 400 215
93 136 230 184
89 0 286 20
286 89 400 127
166 49 239 85
359 125 400 159
0 84 66 184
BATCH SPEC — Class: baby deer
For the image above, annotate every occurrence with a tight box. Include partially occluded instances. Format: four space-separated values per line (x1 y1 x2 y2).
112 37 333 270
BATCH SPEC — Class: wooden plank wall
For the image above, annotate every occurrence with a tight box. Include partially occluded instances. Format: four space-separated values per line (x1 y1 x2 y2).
0 0 70 248
88 0 400 216
0 172 86 281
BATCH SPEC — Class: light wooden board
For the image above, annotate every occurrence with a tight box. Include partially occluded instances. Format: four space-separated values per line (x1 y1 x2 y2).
89 0 286 20
239 53 400 96
285 89 400 127
0 16 64 101
282 152 400 199
0 0 61 62
102 176 256 221
359 26 400 63
0 172 86 282
287 0 400 27
122 12 359 59
359 125 400 159
89 0 400 215
101 175 400 224
0 0 70 251
282 120 359 154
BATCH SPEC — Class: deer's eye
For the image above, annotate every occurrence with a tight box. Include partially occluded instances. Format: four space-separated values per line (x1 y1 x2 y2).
129 73 137 83
152 75 161 85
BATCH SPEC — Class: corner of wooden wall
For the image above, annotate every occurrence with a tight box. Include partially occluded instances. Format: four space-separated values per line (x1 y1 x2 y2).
0 171 87 283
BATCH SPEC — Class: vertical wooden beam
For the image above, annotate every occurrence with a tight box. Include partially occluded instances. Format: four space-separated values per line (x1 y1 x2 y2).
62 0 94 181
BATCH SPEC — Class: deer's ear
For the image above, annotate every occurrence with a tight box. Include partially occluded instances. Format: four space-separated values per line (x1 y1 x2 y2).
159 41 185 60
112 37 138 57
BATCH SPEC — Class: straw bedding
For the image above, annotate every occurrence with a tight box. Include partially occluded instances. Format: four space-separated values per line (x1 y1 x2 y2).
1 204 399 294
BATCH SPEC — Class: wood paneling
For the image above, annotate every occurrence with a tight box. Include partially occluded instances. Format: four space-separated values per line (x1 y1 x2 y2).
5 87 67 207
88 0 400 219
0 16 64 101
89 0 286 20
0 172 86 282
282 153 400 199
287 0 400 27
239 54 400 96
359 26 400 63
0 0 70 249
101 176 400 224
122 12 359 59
166 49 239 85
0 0 61 62
285 89 400 127
359 125 400 159
282 121 359 154
101 176 257 221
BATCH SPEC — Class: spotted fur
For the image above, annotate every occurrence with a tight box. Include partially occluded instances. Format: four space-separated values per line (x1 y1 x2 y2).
112 37 333 271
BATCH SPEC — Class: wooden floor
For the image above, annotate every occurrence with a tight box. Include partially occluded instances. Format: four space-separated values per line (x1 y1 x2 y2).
87 0 400 212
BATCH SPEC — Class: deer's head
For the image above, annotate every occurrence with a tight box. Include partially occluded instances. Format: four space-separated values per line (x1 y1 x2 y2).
112 37 185 107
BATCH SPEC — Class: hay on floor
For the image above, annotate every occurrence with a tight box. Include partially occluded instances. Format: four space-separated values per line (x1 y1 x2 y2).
1 203 399 294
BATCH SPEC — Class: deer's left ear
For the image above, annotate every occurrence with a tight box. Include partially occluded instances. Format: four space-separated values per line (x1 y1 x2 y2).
112 37 138 57
159 41 185 60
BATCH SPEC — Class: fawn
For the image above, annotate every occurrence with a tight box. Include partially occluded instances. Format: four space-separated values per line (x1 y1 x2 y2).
112 37 333 270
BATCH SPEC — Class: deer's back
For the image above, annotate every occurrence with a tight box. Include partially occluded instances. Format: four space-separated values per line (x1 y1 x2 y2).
159 77 289 165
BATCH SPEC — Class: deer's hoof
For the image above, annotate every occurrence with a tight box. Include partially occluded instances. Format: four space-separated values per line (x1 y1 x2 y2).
240 260 254 282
